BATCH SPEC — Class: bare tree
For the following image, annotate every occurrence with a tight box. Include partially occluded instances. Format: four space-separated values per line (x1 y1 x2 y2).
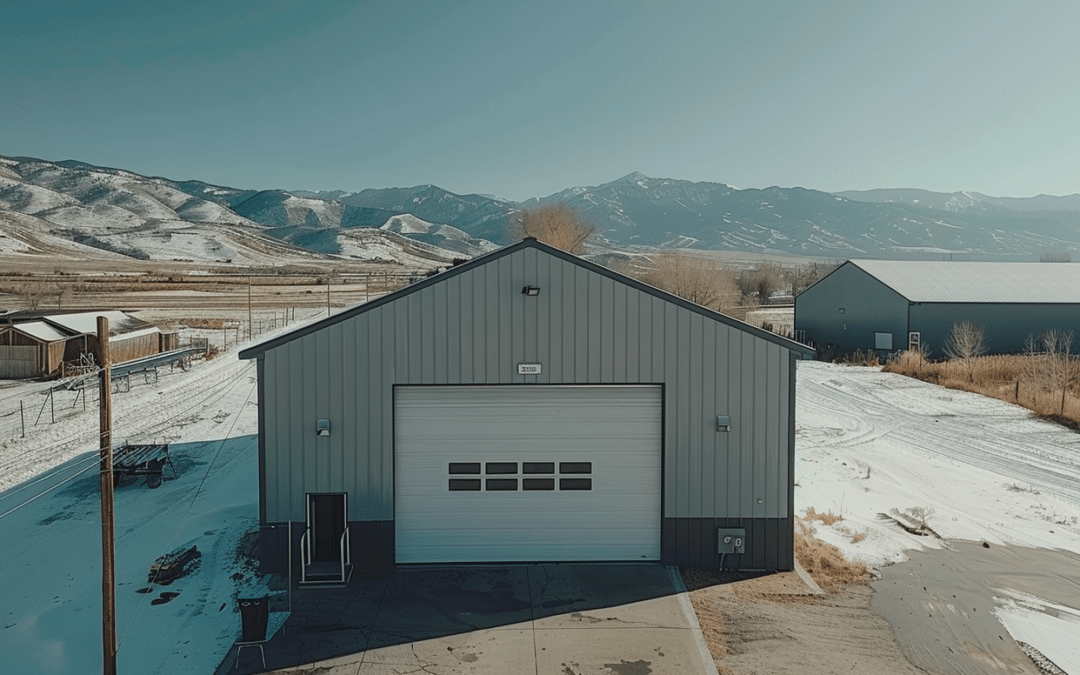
14 281 49 310
944 320 986 381
736 262 783 305
1024 330 1077 414
509 204 594 254
636 251 740 311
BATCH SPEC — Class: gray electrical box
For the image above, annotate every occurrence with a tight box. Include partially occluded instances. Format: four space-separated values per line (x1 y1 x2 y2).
717 527 745 554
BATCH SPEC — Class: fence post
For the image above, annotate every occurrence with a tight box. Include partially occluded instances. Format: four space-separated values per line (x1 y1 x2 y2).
20 400 25 438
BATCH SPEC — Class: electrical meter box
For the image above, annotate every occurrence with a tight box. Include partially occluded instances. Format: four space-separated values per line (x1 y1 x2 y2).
717 528 746 554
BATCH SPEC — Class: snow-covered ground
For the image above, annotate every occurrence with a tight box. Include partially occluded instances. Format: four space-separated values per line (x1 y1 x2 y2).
1 352 1079 673
797 361 1080 673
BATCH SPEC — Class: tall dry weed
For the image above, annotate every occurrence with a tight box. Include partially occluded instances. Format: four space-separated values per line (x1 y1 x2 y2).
794 519 869 587
883 350 1080 428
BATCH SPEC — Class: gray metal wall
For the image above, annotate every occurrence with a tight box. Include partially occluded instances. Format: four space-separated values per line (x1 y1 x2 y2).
796 262 910 355
255 244 797 568
911 303 1080 357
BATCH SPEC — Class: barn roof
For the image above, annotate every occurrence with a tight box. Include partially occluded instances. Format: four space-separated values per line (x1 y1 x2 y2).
241 238 815 359
847 260 1080 303
39 311 155 337
12 321 70 342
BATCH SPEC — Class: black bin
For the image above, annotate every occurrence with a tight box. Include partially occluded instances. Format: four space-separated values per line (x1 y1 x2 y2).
238 597 269 642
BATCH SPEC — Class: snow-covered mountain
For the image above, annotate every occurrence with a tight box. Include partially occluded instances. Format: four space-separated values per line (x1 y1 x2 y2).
0 156 492 266
4 154 1079 264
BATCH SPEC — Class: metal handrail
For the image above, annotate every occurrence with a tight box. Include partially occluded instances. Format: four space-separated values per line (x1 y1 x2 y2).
339 528 350 580
299 530 310 584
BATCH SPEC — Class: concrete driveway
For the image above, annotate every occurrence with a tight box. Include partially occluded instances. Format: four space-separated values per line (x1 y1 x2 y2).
221 563 717 675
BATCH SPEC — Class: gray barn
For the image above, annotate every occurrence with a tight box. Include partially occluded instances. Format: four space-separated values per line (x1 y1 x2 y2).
796 260 1080 358
240 239 812 580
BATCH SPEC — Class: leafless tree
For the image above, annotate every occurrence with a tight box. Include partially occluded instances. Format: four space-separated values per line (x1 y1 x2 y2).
1024 330 1077 414
636 251 740 311
509 204 594 254
14 281 49 310
736 262 783 305
943 320 986 381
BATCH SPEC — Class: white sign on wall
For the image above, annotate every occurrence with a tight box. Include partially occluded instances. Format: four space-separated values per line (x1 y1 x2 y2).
517 363 542 375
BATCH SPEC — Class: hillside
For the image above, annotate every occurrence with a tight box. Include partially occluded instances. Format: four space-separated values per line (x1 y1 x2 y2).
4 154 1080 264
0 156 491 268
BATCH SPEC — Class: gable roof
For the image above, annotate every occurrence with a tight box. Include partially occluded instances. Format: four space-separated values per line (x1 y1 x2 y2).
845 260 1080 303
10 321 70 342
241 239 814 359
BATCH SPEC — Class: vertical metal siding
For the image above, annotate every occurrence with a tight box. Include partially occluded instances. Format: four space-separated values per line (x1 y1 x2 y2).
261 247 793 525
795 263 909 354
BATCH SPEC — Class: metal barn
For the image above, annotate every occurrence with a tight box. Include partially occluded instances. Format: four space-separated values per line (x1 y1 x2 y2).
240 239 812 580
796 260 1080 358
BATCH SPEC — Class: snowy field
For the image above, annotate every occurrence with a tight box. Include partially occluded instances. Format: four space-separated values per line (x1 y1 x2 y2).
1 349 1079 673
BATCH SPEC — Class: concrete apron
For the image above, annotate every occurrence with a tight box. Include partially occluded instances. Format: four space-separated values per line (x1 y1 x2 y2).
229 563 717 675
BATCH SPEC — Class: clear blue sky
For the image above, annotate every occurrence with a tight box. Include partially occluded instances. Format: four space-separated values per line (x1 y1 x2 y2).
3 0 1078 200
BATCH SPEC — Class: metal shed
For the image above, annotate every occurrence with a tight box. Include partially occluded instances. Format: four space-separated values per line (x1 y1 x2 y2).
240 239 813 578
795 260 1080 358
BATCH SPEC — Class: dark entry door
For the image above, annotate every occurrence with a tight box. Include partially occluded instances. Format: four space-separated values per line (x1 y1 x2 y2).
306 493 347 563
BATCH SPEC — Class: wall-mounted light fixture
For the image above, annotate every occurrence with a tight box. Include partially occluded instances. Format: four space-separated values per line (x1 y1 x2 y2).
316 418 331 437
521 286 540 296
716 416 731 432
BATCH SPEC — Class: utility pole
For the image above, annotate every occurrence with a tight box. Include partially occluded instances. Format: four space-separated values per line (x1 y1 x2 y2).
97 317 117 675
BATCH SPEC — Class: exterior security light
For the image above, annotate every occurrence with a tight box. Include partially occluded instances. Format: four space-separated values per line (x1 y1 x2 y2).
521 286 540 296
316 419 330 437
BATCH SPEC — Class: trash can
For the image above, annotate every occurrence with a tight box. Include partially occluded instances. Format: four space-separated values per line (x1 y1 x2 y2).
238 597 269 643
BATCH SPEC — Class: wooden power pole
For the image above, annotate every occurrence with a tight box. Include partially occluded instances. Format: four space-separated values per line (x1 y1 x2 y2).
97 316 117 675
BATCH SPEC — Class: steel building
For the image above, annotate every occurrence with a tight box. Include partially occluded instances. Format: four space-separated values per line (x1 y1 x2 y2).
240 239 813 580
796 260 1080 358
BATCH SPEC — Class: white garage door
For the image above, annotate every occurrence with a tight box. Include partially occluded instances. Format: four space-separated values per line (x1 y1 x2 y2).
395 385 662 563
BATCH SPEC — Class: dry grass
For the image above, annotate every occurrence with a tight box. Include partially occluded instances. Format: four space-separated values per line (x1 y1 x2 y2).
883 350 1080 428
849 529 868 544
841 350 880 366
795 519 869 588
804 506 844 526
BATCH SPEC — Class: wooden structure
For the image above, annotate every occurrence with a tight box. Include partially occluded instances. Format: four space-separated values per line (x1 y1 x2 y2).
0 310 177 379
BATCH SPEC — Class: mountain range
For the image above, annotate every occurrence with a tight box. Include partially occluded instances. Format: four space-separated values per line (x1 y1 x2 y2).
2 154 1079 267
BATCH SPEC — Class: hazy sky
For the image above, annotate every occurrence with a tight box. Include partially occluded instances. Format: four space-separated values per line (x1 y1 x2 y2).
3 0 1078 200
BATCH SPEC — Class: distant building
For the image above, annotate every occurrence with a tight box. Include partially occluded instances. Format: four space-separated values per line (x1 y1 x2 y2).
0 310 172 379
795 260 1080 358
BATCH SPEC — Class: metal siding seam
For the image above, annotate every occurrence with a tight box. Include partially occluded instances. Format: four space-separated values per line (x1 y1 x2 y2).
730 332 747 516
588 267 602 382
498 257 513 383
328 321 345 494
523 249 539 375
612 281 627 382
433 283 448 384
701 318 717 519
575 267 589 381
540 251 557 380
688 312 704 519
445 275 460 384
256 357 267 524
713 323 729 516
626 287 640 382
410 293 425 383
668 303 684 518
765 345 780 519
788 353 797 523
678 308 692 520
753 334 767 520
600 276 615 381
381 305 397 520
